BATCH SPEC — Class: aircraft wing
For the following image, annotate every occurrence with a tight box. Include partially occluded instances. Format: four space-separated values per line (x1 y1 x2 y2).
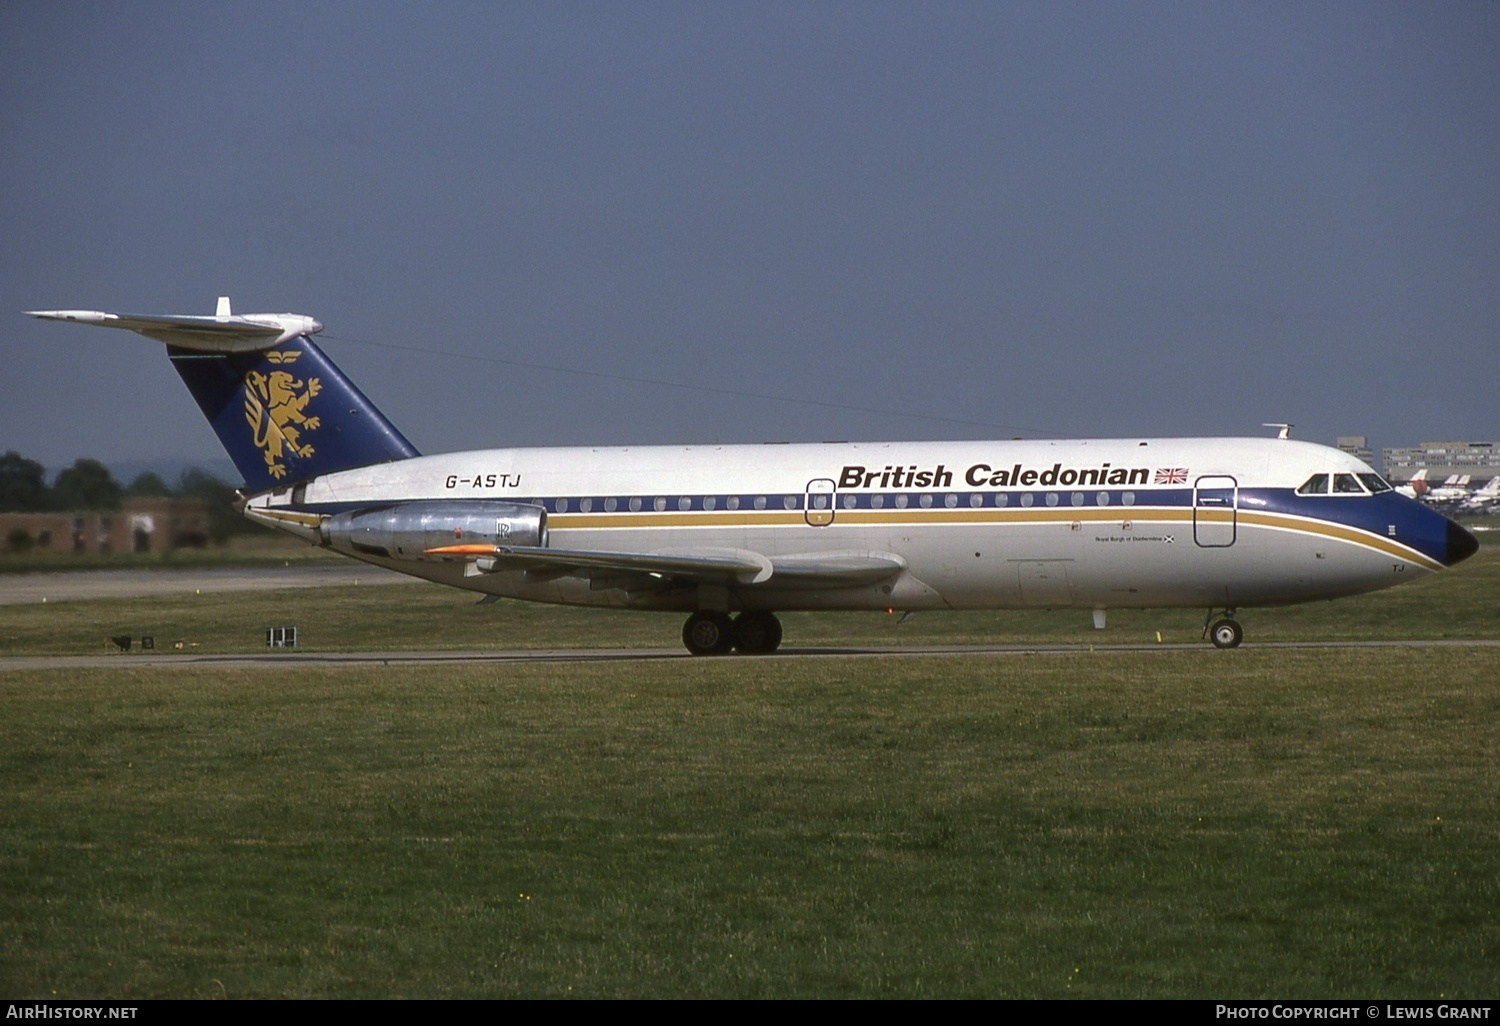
425 543 905 589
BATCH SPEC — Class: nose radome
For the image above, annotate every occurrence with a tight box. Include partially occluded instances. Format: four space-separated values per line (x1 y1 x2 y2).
1446 520 1480 567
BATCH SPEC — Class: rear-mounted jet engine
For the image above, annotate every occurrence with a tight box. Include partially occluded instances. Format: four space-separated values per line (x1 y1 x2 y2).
322 501 548 561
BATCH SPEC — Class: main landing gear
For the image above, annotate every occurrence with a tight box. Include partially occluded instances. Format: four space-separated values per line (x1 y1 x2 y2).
682 611 783 656
1203 608 1244 649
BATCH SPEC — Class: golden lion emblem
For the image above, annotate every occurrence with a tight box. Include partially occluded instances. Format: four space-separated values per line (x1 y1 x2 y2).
243 353 322 479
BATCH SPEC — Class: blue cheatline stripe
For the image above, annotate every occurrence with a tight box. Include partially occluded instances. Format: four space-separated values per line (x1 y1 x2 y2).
504 487 1181 514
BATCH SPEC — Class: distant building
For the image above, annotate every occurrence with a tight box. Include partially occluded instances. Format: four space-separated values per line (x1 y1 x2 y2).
0 497 212 556
1382 441 1500 484
1336 436 1374 466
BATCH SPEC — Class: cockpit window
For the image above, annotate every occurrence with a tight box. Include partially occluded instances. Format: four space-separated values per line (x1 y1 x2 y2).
1358 473 1393 494
1296 474 1329 495
1333 473 1365 494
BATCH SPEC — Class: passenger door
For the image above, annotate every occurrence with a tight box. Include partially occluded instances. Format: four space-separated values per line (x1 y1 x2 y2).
1193 475 1238 547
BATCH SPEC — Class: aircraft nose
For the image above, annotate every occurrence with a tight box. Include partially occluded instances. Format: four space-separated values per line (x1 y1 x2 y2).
1445 520 1480 567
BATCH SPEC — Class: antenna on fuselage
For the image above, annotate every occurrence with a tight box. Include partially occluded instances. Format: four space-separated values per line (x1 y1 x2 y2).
1262 423 1293 440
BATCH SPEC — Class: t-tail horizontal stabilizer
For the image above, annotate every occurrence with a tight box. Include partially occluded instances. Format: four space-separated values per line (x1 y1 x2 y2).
28 296 323 352
29 298 419 491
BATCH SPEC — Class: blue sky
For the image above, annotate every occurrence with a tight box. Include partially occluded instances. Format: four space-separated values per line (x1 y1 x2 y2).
4 2 1497 478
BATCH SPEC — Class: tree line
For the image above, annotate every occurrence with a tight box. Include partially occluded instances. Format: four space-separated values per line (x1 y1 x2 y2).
0 451 255 540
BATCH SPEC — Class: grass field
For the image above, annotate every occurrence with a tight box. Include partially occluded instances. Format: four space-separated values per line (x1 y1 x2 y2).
1 539 1495 997
3 653 1496 998
0 535 1495 656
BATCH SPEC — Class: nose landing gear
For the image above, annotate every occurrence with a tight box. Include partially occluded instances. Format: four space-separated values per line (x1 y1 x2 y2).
1203 608 1243 649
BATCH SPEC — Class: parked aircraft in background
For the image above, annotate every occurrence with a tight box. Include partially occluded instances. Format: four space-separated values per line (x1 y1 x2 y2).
29 300 1480 654
1395 468 1429 501
1426 475 1474 506
1459 476 1500 513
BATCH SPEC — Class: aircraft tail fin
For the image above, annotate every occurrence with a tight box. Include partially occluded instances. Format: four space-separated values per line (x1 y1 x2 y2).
169 338 419 491
30 299 420 491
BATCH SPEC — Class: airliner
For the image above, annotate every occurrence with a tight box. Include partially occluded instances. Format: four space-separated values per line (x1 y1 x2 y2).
1395 468 1430 501
1459 475 1500 513
28 300 1480 654
1426 475 1474 506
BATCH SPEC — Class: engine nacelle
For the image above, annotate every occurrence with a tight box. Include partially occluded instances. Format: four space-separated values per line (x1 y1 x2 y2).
322 501 548 561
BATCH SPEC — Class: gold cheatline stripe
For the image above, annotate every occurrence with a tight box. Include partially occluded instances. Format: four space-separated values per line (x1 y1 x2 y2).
1236 510 1444 571
251 508 323 528
547 506 1445 572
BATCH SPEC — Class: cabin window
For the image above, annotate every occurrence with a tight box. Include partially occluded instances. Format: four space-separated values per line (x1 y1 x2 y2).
1020 493 1034 507
678 496 692 511
753 496 767 510
704 496 717 510
843 493 857 509
1097 491 1110 507
969 493 983 507
555 498 568 513
995 493 1009 507
629 497 642 512
1071 492 1084 506
1333 473 1365 494
1045 493 1059 507
871 494 885 508
726 496 740 510
783 495 798 510
1122 491 1135 506
1359 473 1393 494
1296 474 1329 495
895 494 909 508
580 498 593 512
604 497 617 512
654 497 667 511
919 494 933 508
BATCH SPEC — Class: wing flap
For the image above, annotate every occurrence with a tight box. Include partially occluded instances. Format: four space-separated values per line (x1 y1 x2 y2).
430 544 774 585
763 551 907 586
427 544 905 589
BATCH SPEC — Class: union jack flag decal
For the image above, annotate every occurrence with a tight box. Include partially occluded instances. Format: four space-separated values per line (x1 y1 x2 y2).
1155 468 1188 485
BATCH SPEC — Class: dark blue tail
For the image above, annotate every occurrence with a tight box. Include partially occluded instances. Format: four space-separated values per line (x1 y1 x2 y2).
169 337 419 492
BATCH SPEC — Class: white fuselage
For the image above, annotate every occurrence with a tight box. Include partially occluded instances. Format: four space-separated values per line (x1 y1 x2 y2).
248 436 1455 615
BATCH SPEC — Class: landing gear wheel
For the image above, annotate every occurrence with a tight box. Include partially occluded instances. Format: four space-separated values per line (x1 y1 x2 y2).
1210 618 1243 649
733 612 783 655
683 612 735 656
